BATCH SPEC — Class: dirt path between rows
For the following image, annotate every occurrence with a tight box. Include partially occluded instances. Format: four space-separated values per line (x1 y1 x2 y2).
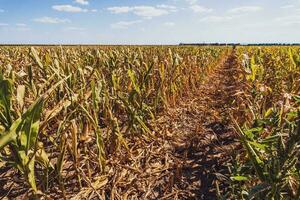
151 49 243 199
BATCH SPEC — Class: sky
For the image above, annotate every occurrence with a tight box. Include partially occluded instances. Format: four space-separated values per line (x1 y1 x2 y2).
0 0 300 44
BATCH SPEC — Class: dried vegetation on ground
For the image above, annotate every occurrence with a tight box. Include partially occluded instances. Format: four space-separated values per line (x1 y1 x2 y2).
0 45 299 200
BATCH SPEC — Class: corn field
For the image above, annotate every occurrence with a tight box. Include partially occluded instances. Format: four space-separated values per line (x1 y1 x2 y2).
224 46 300 199
0 45 299 199
0 46 227 199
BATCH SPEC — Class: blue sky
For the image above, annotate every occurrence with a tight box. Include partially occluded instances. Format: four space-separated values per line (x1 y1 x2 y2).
0 0 300 44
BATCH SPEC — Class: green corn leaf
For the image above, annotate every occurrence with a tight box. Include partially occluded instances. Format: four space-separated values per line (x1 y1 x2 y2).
142 62 154 87
128 68 141 95
288 48 297 70
244 127 263 140
56 132 66 174
95 129 106 170
27 154 37 191
260 135 279 144
264 108 273 118
135 115 153 136
233 119 266 181
248 141 267 151
230 175 249 181
0 78 13 129
19 98 44 153
293 95 300 103
36 146 52 169
0 118 21 150
243 140 265 180
0 112 9 130
17 150 37 191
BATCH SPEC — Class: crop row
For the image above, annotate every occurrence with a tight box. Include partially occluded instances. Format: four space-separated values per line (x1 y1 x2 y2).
225 46 300 199
0 46 227 197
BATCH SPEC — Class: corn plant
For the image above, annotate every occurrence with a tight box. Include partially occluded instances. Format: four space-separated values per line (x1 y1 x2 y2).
227 46 300 200
0 72 64 192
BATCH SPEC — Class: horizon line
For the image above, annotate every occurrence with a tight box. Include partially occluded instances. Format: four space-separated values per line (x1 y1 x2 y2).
1 42 300 46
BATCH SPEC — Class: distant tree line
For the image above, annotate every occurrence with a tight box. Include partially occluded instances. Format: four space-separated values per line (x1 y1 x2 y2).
179 43 300 46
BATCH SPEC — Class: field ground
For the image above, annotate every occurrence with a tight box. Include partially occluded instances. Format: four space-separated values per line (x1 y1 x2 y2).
0 46 299 199
63 49 243 199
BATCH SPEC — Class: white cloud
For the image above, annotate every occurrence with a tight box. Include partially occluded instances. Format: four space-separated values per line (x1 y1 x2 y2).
185 0 198 5
228 6 263 14
190 5 213 13
74 0 89 5
275 15 300 25
108 6 169 18
164 22 175 26
52 5 88 13
64 27 86 31
34 17 71 24
0 23 8 26
133 6 169 18
108 6 131 14
91 9 98 12
16 23 27 27
0 9 4 12
157 4 177 12
280 5 295 9
111 20 142 29
200 16 233 23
